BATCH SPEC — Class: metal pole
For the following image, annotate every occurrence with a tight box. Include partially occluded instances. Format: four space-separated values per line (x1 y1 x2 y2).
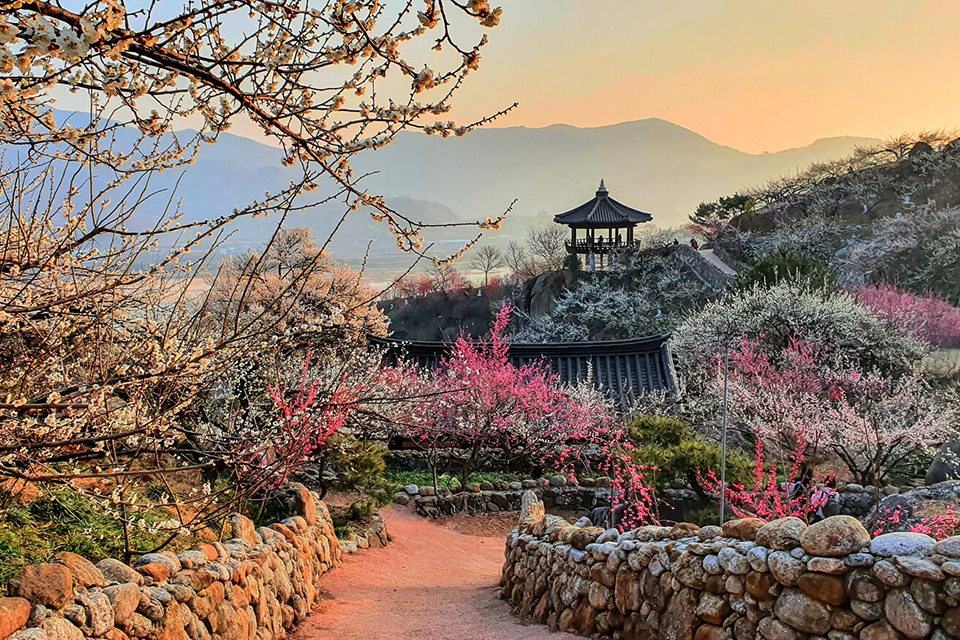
720 348 729 524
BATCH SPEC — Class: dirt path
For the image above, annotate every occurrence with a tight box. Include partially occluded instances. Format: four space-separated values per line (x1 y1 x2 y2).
297 507 578 640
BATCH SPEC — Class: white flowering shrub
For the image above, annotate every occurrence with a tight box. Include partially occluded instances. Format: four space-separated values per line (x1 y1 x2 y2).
512 252 717 343
0 0 511 552
669 281 926 375
0 0 510 258
728 217 845 264
744 133 960 224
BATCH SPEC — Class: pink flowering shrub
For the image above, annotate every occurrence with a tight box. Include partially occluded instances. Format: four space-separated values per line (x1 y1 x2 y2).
385 304 660 529
855 282 960 348
705 338 955 494
697 437 833 522
874 505 960 539
264 351 363 486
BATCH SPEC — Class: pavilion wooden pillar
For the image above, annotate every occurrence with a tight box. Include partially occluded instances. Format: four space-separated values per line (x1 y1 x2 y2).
570 226 576 251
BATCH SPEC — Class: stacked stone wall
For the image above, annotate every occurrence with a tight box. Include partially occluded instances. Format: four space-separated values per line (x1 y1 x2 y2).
501 491 960 640
0 483 339 640
404 475 885 521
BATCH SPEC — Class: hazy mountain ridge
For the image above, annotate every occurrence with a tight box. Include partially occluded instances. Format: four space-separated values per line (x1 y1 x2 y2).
36 113 880 268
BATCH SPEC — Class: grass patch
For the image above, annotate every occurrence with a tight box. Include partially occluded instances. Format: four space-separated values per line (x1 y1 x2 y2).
0 488 200 595
382 470 526 488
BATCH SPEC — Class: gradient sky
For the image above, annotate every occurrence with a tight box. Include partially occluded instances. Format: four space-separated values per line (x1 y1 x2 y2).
446 0 960 153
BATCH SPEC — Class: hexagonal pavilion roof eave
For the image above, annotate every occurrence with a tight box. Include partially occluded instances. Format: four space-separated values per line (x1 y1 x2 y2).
553 180 653 228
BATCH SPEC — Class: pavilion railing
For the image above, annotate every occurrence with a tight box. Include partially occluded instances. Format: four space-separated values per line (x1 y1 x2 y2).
565 239 643 253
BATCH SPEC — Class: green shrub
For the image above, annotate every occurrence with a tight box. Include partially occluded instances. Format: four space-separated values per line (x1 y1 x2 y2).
562 253 582 272
628 415 751 497
327 437 397 510
731 249 836 292
382 470 524 488
681 506 740 527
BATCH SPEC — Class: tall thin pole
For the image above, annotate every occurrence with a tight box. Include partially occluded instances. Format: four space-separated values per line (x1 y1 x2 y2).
720 348 729 524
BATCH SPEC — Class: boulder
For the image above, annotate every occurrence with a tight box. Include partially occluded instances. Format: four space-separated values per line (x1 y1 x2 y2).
615 567 641 614
698 526 723 541
96 559 142 586
722 518 765 542
52 553 106 588
806 557 845 573
695 624 731 640
284 483 317 525
796 573 847 606
870 532 936 557
661 588 697 640
717 548 749 575
696 592 730 625
518 491 545 530
104 584 140 623
758 616 802 640
936 536 960 558
943 607 960 637
7 631 48 640
0 598 30 640
799 516 870 557
221 514 257 546
75 591 113 637
135 563 169 583
860 620 907 640
756 517 807 550
746 571 777 601
12 564 74 609
768 551 804 586
884 589 932 639
894 556 944 580
38 618 83 640
846 569 884 602
773 588 830 635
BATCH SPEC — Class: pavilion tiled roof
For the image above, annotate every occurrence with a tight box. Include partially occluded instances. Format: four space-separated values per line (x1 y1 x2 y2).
553 180 653 227
369 334 677 409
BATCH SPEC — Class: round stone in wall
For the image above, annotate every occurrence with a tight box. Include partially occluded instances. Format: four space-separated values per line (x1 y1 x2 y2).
870 532 936 558
756 517 807 550
800 516 871 557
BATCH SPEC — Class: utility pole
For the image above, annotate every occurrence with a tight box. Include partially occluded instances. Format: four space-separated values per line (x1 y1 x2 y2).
720 348 729 524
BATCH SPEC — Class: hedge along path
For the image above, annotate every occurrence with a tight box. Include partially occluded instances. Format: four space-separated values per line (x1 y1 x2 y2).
299 507 578 640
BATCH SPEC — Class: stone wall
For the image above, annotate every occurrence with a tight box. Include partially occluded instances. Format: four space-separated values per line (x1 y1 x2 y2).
401 475 886 522
500 490 960 640
0 483 339 640
337 514 389 554
404 477 615 518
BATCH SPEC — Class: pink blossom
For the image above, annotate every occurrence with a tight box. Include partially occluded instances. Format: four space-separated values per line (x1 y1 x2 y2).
855 282 960 348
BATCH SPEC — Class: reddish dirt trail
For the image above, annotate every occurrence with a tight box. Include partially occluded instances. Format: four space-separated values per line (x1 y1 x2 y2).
297 507 578 640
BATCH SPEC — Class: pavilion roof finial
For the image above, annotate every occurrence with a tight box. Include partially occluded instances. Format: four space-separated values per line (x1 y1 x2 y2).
597 179 608 196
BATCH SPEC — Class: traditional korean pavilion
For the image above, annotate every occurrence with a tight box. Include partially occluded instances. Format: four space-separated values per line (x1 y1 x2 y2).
554 179 653 269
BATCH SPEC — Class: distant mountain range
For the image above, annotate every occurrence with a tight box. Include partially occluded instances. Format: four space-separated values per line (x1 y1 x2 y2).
35 113 881 271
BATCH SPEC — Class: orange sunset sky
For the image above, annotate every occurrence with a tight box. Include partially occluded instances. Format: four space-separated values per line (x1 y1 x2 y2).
446 0 960 153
